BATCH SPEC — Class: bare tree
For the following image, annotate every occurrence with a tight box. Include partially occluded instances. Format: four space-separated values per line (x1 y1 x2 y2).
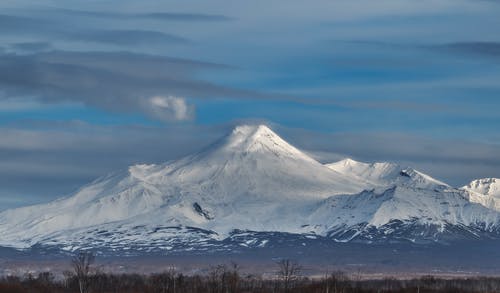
206 262 241 293
208 264 225 293
227 262 240 293
71 251 95 293
276 259 302 293
151 266 178 293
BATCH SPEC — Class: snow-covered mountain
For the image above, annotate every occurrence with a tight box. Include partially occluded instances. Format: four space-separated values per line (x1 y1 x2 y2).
323 158 499 242
0 125 499 253
462 178 500 211
326 158 449 191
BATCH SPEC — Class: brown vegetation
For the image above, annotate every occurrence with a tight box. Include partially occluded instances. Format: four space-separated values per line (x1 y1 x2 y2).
1 255 500 292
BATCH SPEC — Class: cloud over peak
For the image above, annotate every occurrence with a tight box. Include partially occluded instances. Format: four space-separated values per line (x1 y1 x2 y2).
145 96 194 122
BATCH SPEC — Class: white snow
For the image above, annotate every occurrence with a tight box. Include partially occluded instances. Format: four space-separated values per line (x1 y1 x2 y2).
0 124 499 249
462 178 500 211
326 158 449 190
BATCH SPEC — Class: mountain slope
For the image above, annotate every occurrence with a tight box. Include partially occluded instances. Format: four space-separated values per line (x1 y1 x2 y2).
462 178 500 211
314 186 500 242
0 125 499 252
326 158 449 190
0 125 366 248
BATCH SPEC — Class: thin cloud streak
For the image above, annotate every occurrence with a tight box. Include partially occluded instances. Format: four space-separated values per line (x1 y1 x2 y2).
434 42 500 58
0 13 190 46
39 8 234 22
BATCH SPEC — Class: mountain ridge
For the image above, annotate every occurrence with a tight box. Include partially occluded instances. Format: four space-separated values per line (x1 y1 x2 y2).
462 178 500 212
1 124 499 253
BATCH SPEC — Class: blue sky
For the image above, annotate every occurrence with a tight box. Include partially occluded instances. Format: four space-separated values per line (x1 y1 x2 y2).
1 0 500 209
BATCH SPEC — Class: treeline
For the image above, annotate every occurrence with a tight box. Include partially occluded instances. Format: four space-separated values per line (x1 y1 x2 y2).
1 253 500 293
2 270 500 293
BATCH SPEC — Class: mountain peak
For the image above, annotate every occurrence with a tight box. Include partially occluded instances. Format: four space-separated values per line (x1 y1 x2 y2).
220 124 315 162
230 124 274 139
464 178 500 198
326 158 449 189
330 158 398 169
335 158 359 166
462 178 500 212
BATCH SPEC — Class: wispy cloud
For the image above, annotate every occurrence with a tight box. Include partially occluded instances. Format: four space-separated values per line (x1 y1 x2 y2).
40 8 233 22
68 29 190 46
0 50 263 122
435 42 500 58
0 13 189 46
9 41 51 52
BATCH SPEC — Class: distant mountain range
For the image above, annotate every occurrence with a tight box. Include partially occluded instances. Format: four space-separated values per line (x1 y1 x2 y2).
1 125 499 255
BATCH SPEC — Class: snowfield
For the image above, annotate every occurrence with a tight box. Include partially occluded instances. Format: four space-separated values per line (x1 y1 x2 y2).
0 125 499 252
462 178 500 211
